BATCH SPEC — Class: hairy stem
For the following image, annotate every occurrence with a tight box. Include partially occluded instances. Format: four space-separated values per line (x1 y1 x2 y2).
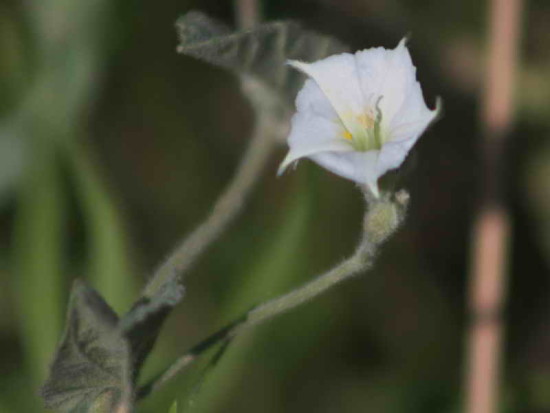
138 193 408 399
142 0 280 300
242 242 371 329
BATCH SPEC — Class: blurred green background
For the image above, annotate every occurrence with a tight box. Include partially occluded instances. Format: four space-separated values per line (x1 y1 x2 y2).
1 0 549 411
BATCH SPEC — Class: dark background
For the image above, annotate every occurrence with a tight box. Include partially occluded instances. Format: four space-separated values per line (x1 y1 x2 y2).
0 0 549 411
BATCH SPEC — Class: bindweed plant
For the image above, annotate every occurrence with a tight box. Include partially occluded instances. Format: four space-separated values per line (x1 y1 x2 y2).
40 11 439 412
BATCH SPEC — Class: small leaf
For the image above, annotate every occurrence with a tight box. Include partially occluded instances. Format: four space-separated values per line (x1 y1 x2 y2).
41 280 132 412
176 11 349 104
42 278 184 412
119 278 184 379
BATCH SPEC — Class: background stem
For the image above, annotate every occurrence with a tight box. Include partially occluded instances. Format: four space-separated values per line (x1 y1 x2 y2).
464 0 523 412
235 0 260 29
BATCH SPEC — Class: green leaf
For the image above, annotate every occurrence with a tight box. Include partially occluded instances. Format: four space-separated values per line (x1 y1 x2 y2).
176 11 349 104
42 278 184 412
41 281 132 412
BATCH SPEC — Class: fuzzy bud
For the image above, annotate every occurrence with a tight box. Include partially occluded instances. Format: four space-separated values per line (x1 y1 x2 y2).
363 190 409 245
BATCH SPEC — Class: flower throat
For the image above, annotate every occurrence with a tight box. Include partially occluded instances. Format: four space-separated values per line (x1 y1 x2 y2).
342 97 384 152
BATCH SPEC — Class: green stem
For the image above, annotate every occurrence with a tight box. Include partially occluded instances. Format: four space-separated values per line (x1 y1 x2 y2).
242 241 371 330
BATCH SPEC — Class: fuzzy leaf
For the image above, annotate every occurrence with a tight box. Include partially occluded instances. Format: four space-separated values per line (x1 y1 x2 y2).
42 278 184 412
41 281 132 412
176 11 349 104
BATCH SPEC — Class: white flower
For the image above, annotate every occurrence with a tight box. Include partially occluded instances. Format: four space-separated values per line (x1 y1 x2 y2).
278 38 441 197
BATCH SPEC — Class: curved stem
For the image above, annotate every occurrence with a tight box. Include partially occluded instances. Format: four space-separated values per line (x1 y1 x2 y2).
242 241 371 330
142 0 278 299
143 114 275 298
138 194 408 399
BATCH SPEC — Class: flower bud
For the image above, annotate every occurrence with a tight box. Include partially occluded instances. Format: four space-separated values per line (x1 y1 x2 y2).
363 191 408 245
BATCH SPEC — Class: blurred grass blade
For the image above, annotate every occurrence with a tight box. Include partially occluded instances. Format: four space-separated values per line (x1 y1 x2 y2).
0 128 24 207
14 138 65 385
176 12 349 104
185 340 231 409
188 182 312 412
169 400 178 413
67 141 137 313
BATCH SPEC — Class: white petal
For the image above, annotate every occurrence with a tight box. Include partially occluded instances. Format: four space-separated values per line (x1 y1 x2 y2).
295 78 338 121
311 150 380 196
389 83 439 141
376 98 440 177
355 38 417 127
288 55 365 137
388 88 441 141
375 138 417 179
278 111 353 175
279 39 441 195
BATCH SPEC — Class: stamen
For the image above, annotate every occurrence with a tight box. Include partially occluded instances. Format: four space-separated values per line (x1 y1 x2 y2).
373 96 384 148
358 114 375 129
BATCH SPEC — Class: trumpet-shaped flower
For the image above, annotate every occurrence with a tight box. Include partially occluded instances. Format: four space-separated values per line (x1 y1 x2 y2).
278 39 441 197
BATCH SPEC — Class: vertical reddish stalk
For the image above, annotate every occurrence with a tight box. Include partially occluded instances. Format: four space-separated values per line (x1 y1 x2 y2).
465 0 522 412
235 0 260 29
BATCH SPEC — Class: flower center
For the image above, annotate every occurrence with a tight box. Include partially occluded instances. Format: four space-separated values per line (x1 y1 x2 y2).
342 98 384 152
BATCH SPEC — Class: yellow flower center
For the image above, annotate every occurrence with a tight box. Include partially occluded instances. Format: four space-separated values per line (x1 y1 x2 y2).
341 97 385 152
343 130 353 141
342 111 383 151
